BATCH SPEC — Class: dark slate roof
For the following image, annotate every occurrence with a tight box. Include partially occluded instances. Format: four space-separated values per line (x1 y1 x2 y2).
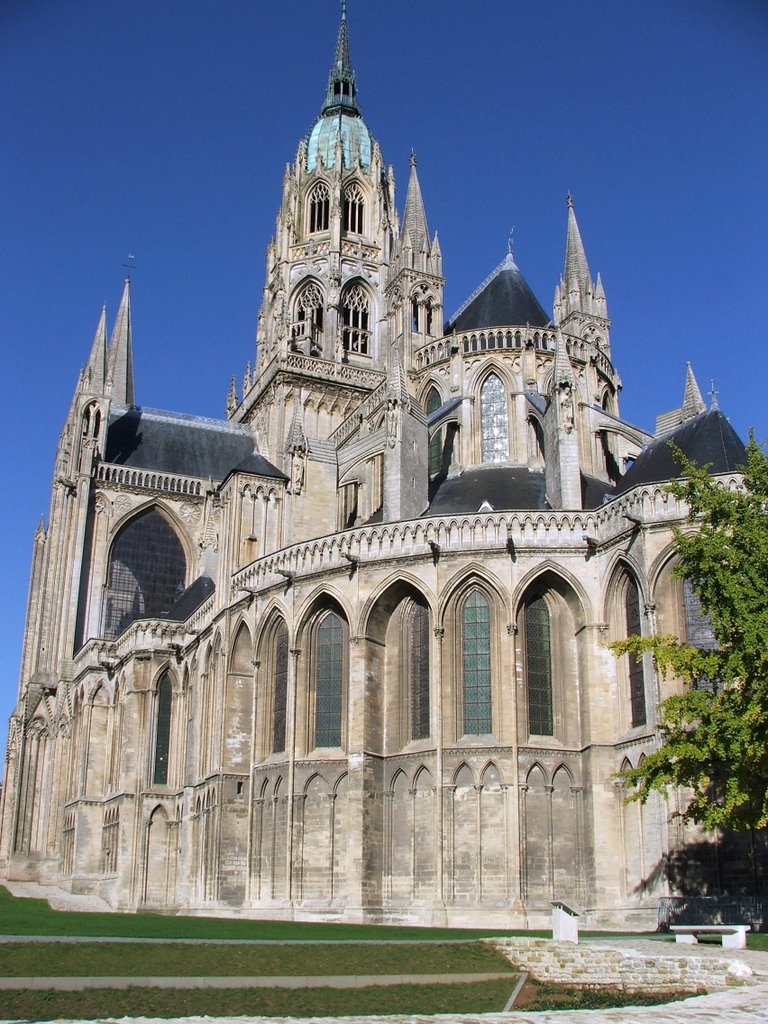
426 396 462 428
166 575 215 622
428 466 547 514
105 406 284 481
229 452 289 481
447 252 550 333
582 473 613 509
615 410 746 495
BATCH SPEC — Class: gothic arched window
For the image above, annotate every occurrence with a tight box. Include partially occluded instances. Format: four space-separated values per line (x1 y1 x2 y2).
461 590 492 735
152 673 172 785
103 509 186 639
308 182 330 233
314 611 345 748
406 599 430 740
525 595 553 736
272 621 289 754
342 283 370 355
426 386 443 478
480 373 509 462
343 182 365 234
293 281 324 351
624 577 647 727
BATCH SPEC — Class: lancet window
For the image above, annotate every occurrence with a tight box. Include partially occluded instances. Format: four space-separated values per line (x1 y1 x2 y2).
461 590 492 735
525 595 553 735
426 387 443 477
343 182 365 234
293 281 324 351
272 622 289 754
314 611 345 748
624 578 647 727
406 600 430 740
342 283 370 355
308 182 330 233
480 373 509 462
152 672 172 785
103 508 186 639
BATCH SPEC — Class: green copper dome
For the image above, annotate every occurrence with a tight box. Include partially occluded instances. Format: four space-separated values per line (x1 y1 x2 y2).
305 2 374 171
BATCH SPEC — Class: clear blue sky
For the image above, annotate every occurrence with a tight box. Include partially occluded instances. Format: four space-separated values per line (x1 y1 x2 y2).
1 0 766 743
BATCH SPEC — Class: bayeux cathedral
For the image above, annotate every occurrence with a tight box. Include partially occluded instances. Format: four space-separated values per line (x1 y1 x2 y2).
0 7 755 928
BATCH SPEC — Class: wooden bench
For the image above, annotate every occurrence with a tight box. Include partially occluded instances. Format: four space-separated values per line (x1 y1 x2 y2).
670 924 751 949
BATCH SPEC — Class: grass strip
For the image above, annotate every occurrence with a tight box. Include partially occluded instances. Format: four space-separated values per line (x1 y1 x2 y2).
0 979 515 1020
1 940 515 978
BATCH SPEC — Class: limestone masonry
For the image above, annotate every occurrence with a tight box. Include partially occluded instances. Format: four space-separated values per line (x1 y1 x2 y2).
0 6 759 925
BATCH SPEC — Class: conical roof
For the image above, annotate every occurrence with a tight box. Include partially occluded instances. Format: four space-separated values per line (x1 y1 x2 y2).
448 251 549 332
615 410 746 495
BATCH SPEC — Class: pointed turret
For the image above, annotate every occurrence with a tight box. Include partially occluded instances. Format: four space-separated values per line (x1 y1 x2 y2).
322 0 360 116
682 362 707 420
401 152 430 256
564 193 592 292
655 363 708 436
106 278 134 405
81 306 107 395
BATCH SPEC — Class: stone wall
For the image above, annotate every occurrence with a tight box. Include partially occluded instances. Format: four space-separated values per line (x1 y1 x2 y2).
489 938 753 993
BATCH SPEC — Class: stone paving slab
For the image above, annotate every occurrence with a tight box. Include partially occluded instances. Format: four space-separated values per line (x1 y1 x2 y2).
0 971 514 991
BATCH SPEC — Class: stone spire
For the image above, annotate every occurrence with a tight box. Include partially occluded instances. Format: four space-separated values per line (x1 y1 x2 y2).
322 0 360 116
655 363 708 436
401 151 430 256
564 193 592 291
682 361 707 419
81 305 107 395
106 278 135 405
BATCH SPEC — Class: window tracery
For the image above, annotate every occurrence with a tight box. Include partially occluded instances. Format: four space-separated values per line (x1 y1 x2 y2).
152 673 172 785
406 600 430 740
103 509 186 639
341 283 370 355
308 182 330 233
292 281 324 353
480 373 509 462
272 622 289 754
343 182 364 234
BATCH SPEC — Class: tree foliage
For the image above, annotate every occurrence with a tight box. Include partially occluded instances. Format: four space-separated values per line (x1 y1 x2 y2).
612 436 768 831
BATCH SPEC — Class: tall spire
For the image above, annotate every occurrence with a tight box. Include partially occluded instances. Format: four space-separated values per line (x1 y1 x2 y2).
401 151 430 254
322 0 360 116
564 193 591 290
82 305 107 395
106 278 135 405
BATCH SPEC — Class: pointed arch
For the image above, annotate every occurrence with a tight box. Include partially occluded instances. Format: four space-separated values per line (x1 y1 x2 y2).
341 280 371 355
103 506 186 639
608 562 648 729
291 278 325 353
307 180 330 233
343 179 365 234
479 370 509 463
152 671 173 786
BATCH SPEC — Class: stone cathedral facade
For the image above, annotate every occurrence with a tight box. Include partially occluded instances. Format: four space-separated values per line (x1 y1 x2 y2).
0 9 752 927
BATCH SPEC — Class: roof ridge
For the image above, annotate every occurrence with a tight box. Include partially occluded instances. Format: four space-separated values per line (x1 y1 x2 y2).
448 251 518 325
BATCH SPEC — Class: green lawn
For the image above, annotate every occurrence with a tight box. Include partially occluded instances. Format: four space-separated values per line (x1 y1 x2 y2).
0 979 519 1021
1 939 515 977
0 885 536 940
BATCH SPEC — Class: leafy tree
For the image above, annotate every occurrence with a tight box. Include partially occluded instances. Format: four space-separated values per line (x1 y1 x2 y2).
612 436 768 832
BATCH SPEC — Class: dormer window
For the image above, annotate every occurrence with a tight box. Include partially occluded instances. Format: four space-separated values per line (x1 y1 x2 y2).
343 182 364 234
308 182 330 233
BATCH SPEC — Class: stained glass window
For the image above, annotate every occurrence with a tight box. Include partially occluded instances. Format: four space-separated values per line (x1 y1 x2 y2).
408 601 430 740
272 623 289 754
103 509 186 639
315 611 344 747
462 590 492 734
426 387 443 478
525 596 553 735
480 373 509 462
152 673 172 785
625 579 646 727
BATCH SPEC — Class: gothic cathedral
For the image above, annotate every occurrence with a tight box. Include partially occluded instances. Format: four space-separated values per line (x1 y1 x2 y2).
0 7 751 926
